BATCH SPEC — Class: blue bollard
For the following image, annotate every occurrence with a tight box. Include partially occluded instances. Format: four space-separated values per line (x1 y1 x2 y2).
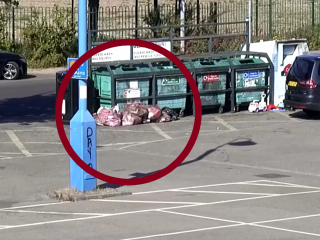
69 0 97 192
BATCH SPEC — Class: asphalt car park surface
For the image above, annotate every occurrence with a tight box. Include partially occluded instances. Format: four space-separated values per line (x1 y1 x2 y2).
0 109 319 239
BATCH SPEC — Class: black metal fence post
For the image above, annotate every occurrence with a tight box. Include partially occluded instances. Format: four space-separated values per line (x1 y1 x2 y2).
269 59 275 105
135 0 138 38
268 0 272 39
169 27 173 53
311 0 315 27
245 17 250 51
87 29 92 80
11 7 15 42
255 0 258 36
71 0 74 25
196 0 200 24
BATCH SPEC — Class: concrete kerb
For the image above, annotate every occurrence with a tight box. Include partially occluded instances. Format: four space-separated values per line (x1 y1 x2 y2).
48 187 132 202
27 67 67 75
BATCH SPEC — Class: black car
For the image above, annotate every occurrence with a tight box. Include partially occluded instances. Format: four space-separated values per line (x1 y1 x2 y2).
283 54 320 117
0 50 27 80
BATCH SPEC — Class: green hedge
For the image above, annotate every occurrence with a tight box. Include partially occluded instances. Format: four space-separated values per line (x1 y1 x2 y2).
1 5 320 69
1 6 78 68
20 7 78 68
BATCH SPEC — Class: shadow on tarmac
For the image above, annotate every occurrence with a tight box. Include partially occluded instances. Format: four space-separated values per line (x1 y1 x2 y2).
98 138 257 189
288 110 320 120
23 74 37 80
0 92 56 125
0 74 37 81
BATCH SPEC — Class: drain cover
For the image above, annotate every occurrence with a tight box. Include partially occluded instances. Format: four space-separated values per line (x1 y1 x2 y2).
255 173 290 179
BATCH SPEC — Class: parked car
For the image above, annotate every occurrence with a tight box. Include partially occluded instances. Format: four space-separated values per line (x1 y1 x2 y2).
283 54 320 117
0 50 27 80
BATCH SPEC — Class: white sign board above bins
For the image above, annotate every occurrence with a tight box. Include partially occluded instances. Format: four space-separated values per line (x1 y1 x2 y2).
133 41 171 59
91 46 131 63
91 41 171 63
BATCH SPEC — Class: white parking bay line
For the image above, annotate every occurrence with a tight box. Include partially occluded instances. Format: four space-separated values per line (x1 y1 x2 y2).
1 215 109 230
157 210 243 224
244 182 320 190
120 210 320 240
5 130 32 157
90 199 204 205
0 209 106 216
170 189 277 196
213 116 238 131
150 123 172 139
253 213 320 225
132 180 266 195
0 225 12 229
1 189 319 232
0 202 68 211
259 180 320 190
251 224 320 237
119 224 245 240
0 152 24 155
124 211 320 240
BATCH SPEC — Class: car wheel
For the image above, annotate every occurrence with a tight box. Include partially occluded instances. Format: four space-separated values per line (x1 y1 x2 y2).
303 109 320 117
2 61 20 80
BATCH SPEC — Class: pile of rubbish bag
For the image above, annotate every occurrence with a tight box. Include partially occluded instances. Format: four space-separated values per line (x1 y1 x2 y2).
93 102 180 127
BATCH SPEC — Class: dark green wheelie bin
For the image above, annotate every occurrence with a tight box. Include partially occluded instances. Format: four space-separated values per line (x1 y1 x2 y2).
192 58 231 113
151 59 193 116
232 57 268 111
92 63 152 112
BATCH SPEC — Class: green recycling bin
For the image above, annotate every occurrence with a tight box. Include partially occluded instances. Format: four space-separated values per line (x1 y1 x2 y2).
92 63 152 112
192 58 231 113
152 60 192 116
232 58 268 107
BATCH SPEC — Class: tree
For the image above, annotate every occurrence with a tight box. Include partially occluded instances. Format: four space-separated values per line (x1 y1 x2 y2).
0 0 19 6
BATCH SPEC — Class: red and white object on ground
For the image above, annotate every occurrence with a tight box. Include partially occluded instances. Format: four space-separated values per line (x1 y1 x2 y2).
248 93 267 113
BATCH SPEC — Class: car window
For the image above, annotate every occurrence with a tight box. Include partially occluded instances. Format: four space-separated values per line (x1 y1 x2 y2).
283 45 297 60
287 58 314 80
313 61 320 82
